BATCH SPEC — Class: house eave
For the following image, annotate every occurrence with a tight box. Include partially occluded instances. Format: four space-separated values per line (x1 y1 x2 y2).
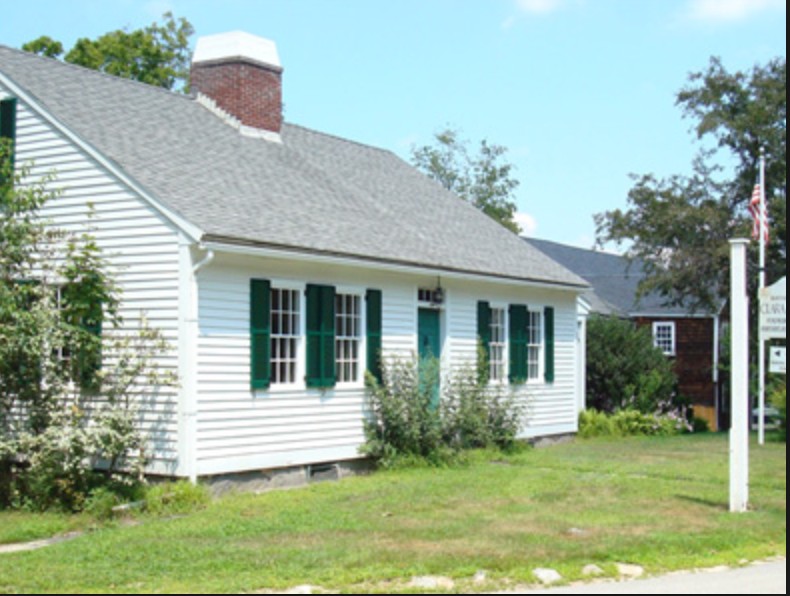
0 69 204 244
201 235 590 293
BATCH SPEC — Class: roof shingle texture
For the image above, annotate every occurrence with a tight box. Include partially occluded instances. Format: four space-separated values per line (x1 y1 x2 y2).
1 46 585 287
525 238 705 316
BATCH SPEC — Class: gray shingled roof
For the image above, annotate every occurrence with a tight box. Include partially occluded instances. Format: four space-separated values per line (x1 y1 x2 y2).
525 238 708 316
1 46 586 289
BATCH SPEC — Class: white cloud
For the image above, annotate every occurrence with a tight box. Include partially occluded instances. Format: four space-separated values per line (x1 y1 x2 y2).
516 0 566 15
144 0 175 19
514 212 539 237
685 0 786 23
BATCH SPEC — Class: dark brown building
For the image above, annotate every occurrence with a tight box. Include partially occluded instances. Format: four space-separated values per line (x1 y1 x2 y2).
528 239 724 431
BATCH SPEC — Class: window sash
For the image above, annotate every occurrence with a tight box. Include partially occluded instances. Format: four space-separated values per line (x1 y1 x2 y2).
270 288 301 385
335 293 361 384
489 308 507 382
653 322 676 356
527 310 542 381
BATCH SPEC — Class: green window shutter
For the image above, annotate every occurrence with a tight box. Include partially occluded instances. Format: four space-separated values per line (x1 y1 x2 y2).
79 316 103 390
509 304 528 384
477 301 491 382
0 97 17 185
306 284 336 388
544 307 555 384
250 279 271 390
366 289 383 384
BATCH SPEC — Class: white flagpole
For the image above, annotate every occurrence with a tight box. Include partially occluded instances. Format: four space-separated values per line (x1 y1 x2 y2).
758 148 767 446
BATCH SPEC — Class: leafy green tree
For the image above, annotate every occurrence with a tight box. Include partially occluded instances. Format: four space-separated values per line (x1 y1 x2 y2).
22 12 194 92
596 57 786 312
1 141 170 510
20 36 64 59
411 128 521 234
586 316 679 415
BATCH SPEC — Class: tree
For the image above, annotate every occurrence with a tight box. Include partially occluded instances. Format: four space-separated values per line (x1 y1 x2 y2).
596 57 786 312
586 316 679 415
20 36 63 59
1 141 171 511
22 12 194 92
411 128 521 234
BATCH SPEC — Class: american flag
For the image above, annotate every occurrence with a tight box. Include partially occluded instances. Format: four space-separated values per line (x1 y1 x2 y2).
748 183 769 244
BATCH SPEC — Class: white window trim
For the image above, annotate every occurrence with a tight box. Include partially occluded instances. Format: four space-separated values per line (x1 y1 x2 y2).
653 321 677 357
267 281 306 393
334 289 366 388
488 303 509 385
527 308 544 384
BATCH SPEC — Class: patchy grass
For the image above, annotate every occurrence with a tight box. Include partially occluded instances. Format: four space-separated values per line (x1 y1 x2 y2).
0 511 89 546
0 434 785 593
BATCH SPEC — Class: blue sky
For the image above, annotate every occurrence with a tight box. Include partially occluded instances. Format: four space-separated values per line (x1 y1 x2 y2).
1 0 786 248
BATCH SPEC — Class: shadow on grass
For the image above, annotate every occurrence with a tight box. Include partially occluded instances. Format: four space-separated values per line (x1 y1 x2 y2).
674 494 729 512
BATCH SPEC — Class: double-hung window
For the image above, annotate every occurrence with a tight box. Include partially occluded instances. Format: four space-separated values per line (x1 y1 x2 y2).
527 310 543 381
653 322 676 357
335 293 362 384
251 280 382 391
489 307 507 382
270 288 301 385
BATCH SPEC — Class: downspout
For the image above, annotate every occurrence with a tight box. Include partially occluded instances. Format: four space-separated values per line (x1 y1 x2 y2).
180 242 214 484
193 247 215 275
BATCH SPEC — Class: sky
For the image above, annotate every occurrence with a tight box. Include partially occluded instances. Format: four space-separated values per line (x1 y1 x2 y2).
1 0 786 249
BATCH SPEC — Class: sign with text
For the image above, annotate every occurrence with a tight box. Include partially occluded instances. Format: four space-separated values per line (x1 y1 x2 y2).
760 277 786 340
770 347 786 375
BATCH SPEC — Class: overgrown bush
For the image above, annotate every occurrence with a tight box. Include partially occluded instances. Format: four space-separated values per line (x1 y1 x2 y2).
586 315 680 414
579 408 690 439
1 144 173 511
362 354 524 467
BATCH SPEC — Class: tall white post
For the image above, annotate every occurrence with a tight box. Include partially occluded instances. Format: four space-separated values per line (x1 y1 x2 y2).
730 239 750 513
758 150 767 446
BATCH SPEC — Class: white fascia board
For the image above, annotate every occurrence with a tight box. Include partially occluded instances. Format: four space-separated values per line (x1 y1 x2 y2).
202 239 589 295
0 71 203 244
629 312 716 320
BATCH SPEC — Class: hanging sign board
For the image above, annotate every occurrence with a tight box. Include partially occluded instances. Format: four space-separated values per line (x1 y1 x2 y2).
760 277 786 341
770 347 786 375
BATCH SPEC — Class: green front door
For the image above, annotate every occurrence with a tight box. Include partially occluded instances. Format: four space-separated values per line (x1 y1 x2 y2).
418 308 441 406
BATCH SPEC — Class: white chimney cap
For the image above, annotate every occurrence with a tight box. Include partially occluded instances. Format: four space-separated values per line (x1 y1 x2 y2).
193 31 281 70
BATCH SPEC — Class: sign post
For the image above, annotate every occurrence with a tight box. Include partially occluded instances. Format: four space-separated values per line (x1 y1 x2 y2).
759 277 786 443
730 240 750 514
770 347 786 375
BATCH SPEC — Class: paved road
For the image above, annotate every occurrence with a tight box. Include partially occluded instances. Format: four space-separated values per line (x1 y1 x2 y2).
497 561 786 595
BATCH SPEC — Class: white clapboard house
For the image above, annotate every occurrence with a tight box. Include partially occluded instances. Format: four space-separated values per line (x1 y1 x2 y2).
1 33 588 481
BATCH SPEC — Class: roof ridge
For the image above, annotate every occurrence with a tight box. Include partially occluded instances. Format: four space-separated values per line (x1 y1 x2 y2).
284 121 395 156
0 43 195 104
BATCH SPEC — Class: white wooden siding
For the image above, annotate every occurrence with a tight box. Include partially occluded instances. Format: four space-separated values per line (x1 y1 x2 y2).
195 254 581 475
195 257 420 476
11 94 182 475
445 281 580 438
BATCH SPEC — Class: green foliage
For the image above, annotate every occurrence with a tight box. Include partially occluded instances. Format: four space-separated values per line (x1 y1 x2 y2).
22 13 194 92
579 409 688 439
362 354 524 468
772 384 786 442
596 57 786 312
144 481 211 517
411 127 521 234
1 146 173 511
21 36 64 58
586 316 679 414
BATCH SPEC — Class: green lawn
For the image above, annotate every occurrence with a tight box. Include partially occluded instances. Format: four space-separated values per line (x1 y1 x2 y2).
0 434 785 594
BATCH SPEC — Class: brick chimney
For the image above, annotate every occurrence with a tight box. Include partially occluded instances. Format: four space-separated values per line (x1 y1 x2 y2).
191 31 283 137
